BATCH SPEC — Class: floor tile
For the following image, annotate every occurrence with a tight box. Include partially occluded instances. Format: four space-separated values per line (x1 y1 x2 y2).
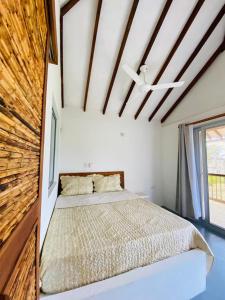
192 224 225 300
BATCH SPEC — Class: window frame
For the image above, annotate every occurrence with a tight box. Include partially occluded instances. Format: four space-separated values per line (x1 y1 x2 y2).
193 119 225 223
48 108 57 190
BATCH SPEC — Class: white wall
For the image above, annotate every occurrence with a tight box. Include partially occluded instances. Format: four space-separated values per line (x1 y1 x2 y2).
60 108 162 204
40 0 61 248
45 4 225 236
160 52 225 211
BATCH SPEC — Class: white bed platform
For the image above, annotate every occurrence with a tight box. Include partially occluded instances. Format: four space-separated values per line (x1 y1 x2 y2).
41 249 207 300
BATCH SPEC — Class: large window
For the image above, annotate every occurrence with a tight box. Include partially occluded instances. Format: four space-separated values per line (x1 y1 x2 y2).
49 109 57 189
194 119 225 229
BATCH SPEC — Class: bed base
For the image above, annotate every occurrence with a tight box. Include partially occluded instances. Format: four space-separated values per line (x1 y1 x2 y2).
40 249 207 300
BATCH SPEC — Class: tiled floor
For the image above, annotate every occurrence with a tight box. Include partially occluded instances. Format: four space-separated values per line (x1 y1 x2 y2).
192 223 225 300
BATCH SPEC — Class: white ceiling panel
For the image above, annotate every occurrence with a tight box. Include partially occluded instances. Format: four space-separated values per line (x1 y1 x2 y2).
155 20 225 120
107 0 165 113
124 0 197 117
62 0 225 121
63 0 98 108
142 0 225 119
87 0 132 111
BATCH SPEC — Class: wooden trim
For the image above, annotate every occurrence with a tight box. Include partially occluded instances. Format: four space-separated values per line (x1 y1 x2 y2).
0 296 9 300
161 44 224 123
186 112 225 126
2 224 38 296
83 0 102 112
58 171 125 195
118 0 173 117
60 12 64 107
208 173 225 177
48 0 58 65
0 201 39 291
221 30 225 50
61 0 81 16
134 0 205 119
148 5 225 122
35 2 51 297
102 0 139 114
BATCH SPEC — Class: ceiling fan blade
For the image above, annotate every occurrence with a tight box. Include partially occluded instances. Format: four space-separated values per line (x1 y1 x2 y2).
139 84 151 93
122 64 144 86
150 81 185 91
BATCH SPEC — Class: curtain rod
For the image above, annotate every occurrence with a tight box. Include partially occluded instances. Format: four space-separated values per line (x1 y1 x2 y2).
186 112 225 126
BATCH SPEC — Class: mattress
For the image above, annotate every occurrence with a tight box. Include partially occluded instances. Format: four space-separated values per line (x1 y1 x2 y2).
40 191 213 294
55 190 141 208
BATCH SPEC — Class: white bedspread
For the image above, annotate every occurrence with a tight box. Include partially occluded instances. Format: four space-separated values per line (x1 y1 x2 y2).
55 190 142 208
41 191 213 294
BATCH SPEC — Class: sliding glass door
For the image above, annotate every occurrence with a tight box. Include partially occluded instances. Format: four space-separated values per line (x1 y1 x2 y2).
194 120 225 229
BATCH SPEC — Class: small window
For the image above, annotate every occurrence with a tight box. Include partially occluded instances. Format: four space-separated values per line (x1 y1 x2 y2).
49 109 57 189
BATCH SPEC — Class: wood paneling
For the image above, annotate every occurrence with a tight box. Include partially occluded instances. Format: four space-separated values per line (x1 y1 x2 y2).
0 0 48 298
3 226 37 300
0 201 39 292
0 0 47 246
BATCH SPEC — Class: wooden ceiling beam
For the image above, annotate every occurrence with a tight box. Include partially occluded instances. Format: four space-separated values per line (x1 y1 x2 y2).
148 4 225 122
186 112 225 125
134 0 205 120
102 0 139 114
161 43 225 123
83 0 102 112
222 31 225 50
60 12 64 107
61 0 81 16
118 0 173 117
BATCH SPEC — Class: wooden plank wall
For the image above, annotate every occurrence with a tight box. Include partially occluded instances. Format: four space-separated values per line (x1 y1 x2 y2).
3 226 38 299
0 1 48 298
0 0 47 246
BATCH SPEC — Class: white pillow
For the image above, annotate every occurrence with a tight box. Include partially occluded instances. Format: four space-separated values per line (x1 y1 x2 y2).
93 174 122 193
60 176 93 195
87 174 104 181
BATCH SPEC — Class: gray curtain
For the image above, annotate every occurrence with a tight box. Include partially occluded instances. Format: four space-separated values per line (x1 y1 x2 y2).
176 124 202 219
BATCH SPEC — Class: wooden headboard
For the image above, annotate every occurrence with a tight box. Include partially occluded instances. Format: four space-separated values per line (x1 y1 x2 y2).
58 171 124 195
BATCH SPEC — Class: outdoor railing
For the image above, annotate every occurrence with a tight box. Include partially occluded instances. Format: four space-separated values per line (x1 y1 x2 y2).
208 173 225 203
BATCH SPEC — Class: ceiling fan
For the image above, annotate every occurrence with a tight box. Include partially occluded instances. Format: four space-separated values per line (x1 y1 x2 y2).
122 64 184 93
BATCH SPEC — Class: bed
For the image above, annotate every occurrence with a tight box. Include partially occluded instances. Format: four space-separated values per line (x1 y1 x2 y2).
40 171 213 300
